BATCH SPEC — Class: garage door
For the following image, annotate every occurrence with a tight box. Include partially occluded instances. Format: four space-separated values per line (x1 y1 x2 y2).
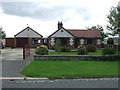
16 38 28 47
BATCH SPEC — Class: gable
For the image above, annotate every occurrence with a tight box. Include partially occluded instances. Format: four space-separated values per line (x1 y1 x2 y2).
15 27 42 38
50 28 74 38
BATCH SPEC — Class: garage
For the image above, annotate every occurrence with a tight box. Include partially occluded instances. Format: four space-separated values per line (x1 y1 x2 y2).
16 38 28 47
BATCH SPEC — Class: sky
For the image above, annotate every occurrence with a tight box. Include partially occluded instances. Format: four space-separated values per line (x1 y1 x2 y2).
0 0 119 37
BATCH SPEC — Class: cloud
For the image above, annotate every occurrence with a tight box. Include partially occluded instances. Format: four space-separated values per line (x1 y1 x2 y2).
1 2 69 21
1 1 95 21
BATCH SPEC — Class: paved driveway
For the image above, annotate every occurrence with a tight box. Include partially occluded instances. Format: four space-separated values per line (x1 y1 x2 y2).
1 48 23 60
0 48 32 77
2 60 28 77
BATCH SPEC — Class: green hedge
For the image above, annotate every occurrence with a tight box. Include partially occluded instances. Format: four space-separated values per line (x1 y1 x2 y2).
35 45 49 55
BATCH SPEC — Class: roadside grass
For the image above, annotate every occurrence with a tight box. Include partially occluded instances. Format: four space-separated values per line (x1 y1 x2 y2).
20 61 119 79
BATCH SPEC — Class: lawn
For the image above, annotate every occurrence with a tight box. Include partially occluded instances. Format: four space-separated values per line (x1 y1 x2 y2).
49 51 77 55
20 61 119 79
49 50 120 55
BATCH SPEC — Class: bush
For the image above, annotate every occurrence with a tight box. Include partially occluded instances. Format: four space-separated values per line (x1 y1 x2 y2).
60 46 71 52
55 39 61 52
86 45 96 52
107 39 113 44
77 45 88 55
102 48 116 55
35 45 49 55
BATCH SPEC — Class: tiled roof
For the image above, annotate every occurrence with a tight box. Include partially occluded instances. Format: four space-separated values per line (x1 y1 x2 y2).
67 29 102 38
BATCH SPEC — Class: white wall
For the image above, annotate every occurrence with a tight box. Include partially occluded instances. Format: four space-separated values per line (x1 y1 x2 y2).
51 28 73 38
15 28 42 38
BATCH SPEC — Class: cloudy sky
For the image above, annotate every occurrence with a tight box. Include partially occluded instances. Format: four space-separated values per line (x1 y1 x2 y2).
0 0 119 37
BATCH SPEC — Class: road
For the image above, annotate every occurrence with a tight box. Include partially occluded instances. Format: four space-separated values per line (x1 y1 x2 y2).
2 78 119 88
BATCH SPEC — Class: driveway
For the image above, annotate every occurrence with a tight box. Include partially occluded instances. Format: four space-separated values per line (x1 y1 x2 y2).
1 48 23 60
2 60 28 77
0 48 33 77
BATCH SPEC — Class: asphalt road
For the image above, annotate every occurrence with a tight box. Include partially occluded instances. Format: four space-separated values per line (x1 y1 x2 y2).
2 78 119 88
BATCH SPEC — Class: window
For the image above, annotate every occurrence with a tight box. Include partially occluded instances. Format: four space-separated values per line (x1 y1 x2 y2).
27 29 30 31
61 30 63 32
38 40 41 43
97 39 101 45
80 39 84 44
44 39 47 43
114 39 118 45
32 39 41 44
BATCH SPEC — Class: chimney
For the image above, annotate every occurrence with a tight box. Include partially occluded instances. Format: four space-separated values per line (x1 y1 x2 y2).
58 21 63 30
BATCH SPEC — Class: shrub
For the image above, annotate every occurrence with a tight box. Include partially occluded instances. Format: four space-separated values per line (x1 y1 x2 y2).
77 45 88 55
35 45 49 55
86 45 96 52
107 39 113 44
60 46 71 52
55 39 61 52
102 48 116 55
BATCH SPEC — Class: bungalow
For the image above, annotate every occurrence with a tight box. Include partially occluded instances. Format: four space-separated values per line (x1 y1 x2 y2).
48 22 103 49
5 27 43 48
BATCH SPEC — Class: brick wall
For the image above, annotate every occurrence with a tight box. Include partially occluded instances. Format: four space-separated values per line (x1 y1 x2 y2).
34 55 120 61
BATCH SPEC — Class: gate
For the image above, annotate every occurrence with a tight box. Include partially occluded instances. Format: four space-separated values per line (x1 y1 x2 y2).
23 45 30 59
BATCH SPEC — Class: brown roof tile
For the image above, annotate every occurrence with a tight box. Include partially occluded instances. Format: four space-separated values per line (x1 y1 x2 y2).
67 29 102 38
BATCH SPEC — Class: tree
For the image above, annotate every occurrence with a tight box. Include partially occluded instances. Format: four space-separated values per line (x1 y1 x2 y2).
107 2 120 36
86 25 108 38
0 27 6 39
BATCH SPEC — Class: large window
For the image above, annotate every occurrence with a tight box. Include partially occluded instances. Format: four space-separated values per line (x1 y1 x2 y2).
32 39 41 44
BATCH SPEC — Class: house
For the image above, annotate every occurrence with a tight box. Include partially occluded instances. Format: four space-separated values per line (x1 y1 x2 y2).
5 27 43 48
48 22 103 49
104 34 120 51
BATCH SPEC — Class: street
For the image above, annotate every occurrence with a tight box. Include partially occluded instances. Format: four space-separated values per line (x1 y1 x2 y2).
2 78 119 88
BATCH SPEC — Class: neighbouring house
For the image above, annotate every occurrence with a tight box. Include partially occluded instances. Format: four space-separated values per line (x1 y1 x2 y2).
104 34 120 51
5 27 43 48
48 22 103 49
113 36 120 51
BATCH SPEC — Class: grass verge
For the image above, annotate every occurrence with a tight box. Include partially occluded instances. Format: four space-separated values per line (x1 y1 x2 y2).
20 61 119 79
